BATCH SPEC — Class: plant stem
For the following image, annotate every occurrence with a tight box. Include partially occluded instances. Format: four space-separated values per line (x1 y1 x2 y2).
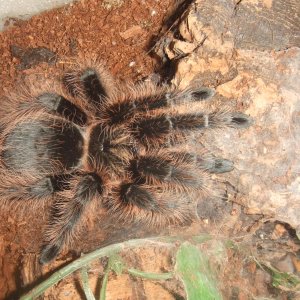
80 267 96 300
20 237 174 300
127 268 173 280
99 258 111 300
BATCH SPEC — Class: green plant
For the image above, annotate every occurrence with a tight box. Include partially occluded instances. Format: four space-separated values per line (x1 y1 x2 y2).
21 235 223 300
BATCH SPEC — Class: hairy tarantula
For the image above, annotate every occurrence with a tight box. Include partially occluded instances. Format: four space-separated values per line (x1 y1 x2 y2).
0 60 251 264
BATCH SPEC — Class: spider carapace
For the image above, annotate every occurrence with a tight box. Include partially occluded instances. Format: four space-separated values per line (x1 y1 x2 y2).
0 60 252 264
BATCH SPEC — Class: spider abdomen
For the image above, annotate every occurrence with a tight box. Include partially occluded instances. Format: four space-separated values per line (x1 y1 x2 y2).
3 120 84 174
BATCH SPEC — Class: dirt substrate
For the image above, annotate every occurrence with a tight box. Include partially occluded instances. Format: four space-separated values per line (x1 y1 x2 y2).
0 0 176 94
0 0 299 299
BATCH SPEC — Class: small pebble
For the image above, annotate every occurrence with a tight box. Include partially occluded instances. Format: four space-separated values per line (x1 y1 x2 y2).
151 10 157 16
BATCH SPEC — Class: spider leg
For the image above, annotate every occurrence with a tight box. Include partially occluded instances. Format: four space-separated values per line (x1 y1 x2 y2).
198 157 234 173
178 86 215 102
0 174 73 204
104 152 211 223
80 69 108 105
105 182 195 226
169 152 234 174
63 65 113 107
143 85 215 109
118 182 159 211
37 93 87 126
121 152 233 213
29 174 77 199
132 111 252 146
40 173 104 264
129 154 202 191
100 86 215 126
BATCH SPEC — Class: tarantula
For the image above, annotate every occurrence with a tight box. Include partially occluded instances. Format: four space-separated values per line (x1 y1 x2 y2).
0 60 251 264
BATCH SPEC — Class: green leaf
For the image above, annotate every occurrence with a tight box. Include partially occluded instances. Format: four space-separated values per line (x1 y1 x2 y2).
175 242 222 300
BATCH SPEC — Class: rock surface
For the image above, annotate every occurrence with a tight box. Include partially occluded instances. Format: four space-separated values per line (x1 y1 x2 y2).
166 0 300 232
